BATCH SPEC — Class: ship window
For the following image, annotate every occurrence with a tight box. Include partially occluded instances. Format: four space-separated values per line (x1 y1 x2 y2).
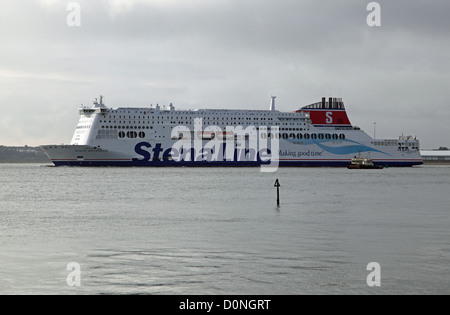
326 134 331 140
127 131 138 139
304 134 310 140
290 133 296 139
339 134 346 140
318 134 324 140
333 134 339 140
282 133 288 140
139 132 146 138
96 130 119 140
119 131 125 138
297 133 303 140
311 134 317 140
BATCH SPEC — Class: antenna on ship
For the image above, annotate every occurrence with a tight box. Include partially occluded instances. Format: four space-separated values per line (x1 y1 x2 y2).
270 96 277 111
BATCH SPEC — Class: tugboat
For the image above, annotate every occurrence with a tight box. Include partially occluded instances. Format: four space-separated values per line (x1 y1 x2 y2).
347 155 384 169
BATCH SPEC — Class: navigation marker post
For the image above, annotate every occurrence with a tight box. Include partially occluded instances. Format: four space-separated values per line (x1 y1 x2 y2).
274 179 281 206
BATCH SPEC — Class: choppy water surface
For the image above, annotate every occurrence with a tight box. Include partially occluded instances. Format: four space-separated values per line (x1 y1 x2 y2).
0 164 449 294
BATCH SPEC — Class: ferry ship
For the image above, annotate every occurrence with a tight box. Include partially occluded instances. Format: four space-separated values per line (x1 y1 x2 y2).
40 96 423 167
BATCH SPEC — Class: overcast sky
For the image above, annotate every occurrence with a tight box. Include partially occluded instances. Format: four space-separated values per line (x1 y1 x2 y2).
1 0 449 148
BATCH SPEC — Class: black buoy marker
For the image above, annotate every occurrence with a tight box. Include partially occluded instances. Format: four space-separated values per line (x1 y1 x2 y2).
274 179 281 206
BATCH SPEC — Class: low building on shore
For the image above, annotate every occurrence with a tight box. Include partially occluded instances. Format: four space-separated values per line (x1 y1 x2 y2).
420 150 450 164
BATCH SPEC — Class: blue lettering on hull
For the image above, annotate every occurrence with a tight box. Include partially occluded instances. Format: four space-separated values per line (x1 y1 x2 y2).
51 142 422 167
132 142 273 164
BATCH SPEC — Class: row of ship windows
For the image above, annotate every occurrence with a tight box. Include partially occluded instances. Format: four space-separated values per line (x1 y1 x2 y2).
258 127 305 131
261 133 346 140
103 126 153 130
373 141 419 149
96 131 147 140
179 133 346 141
101 117 280 121
372 141 398 146
110 131 346 141
100 123 305 130
104 111 298 117
118 131 146 139
398 147 419 151
100 121 304 126
96 131 148 140
167 133 346 141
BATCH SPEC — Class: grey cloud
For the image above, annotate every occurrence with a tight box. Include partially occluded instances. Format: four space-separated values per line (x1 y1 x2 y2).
0 0 449 148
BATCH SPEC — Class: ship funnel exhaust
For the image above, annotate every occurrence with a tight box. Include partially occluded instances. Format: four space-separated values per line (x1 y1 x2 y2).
270 96 277 111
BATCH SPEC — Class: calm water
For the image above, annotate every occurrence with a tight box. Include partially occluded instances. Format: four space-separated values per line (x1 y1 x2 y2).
0 164 449 295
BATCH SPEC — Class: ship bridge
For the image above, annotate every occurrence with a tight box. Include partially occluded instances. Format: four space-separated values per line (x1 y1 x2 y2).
79 95 108 116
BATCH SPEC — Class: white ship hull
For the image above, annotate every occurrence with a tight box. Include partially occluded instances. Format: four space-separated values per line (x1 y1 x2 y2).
41 142 422 167
41 96 423 167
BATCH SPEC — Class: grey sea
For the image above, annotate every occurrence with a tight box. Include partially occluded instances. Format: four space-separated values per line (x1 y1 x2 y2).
0 164 449 295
